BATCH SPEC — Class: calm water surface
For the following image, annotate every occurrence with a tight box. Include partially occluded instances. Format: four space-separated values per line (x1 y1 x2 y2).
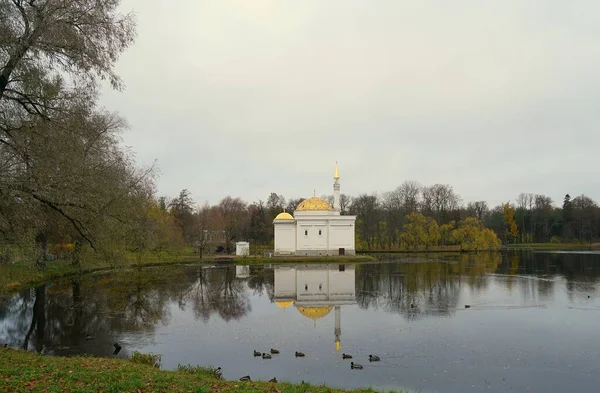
2 251 600 393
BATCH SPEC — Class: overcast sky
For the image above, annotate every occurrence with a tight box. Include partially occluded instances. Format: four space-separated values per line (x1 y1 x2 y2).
100 0 600 208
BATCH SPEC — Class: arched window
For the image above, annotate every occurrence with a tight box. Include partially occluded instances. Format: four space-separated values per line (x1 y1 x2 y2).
304 230 308 236
318 230 322 236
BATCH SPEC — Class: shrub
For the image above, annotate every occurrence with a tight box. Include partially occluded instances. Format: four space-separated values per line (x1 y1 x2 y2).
177 364 222 379
130 351 161 368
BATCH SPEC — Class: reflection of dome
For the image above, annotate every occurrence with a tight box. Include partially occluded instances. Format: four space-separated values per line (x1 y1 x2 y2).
274 212 294 220
275 300 294 309
296 306 333 320
296 197 333 211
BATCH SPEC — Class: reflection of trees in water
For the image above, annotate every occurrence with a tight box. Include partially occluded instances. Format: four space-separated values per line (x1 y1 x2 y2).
179 266 251 322
358 251 600 319
512 251 600 301
0 265 255 353
357 253 502 320
0 266 195 353
0 265 258 352
246 266 274 302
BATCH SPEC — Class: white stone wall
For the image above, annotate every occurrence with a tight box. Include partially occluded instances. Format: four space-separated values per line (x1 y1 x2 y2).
273 264 356 302
274 266 297 298
328 264 355 300
294 216 356 255
274 222 296 254
296 221 328 252
329 224 355 251
273 210 356 256
235 242 250 256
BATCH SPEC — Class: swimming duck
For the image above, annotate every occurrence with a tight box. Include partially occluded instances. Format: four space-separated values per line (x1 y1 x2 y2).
269 377 278 383
239 376 252 382
342 353 353 359
262 353 272 359
253 350 261 357
369 354 380 362
350 362 363 369
270 348 280 354
85 334 94 341
295 351 305 357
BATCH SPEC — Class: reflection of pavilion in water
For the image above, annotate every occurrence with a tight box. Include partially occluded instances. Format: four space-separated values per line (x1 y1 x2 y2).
274 264 356 351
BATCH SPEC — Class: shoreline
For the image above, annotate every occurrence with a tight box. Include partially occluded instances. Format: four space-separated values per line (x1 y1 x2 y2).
0 254 376 295
3 242 597 294
0 347 399 393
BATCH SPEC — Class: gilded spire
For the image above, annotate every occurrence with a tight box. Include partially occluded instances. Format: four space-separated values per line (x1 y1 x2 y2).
333 161 340 179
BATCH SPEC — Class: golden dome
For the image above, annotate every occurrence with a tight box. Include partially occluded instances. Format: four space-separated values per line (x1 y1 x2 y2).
296 306 333 320
274 212 294 220
296 197 333 212
275 300 294 309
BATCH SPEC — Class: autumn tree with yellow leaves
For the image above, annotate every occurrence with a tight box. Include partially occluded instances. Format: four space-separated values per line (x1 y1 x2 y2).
503 203 519 243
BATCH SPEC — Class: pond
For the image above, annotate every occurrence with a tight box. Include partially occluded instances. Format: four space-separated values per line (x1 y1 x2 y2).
2 251 600 393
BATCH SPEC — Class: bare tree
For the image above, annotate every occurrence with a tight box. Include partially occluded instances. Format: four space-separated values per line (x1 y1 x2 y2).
285 198 303 213
397 181 421 213
193 203 212 259
466 201 489 221
339 194 351 214
421 184 461 224
218 196 248 253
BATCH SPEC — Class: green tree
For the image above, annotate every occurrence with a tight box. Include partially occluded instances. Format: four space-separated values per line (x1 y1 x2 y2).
439 221 456 246
425 217 440 249
451 217 501 251
0 0 152 266
503 203 519 244
400 212 428 250
562 193 573 240
168 189 195 244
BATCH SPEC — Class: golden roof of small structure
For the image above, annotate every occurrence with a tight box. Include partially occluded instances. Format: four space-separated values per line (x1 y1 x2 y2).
334 162 340 179
275 300 294 309
295 196 333 212
274 212 294 220
296 306 333 320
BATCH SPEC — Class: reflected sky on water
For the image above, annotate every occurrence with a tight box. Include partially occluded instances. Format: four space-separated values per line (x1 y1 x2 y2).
2 251 600 393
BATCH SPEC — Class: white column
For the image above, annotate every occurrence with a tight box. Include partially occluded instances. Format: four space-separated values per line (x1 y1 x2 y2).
326 219 330 254
333 179 341 212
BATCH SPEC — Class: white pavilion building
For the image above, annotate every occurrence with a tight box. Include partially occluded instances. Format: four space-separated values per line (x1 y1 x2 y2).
273 163 356 256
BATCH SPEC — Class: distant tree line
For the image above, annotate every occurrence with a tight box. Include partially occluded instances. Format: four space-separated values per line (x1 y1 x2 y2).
156 182 599 254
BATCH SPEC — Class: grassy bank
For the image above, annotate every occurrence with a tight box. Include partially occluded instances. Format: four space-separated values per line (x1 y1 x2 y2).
0 347 393 393
358 246 462 254
0 252 376 295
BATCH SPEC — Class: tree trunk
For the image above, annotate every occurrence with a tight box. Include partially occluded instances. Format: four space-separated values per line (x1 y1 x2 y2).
71 240 82 269
23 285 46 351
35 232 48 269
